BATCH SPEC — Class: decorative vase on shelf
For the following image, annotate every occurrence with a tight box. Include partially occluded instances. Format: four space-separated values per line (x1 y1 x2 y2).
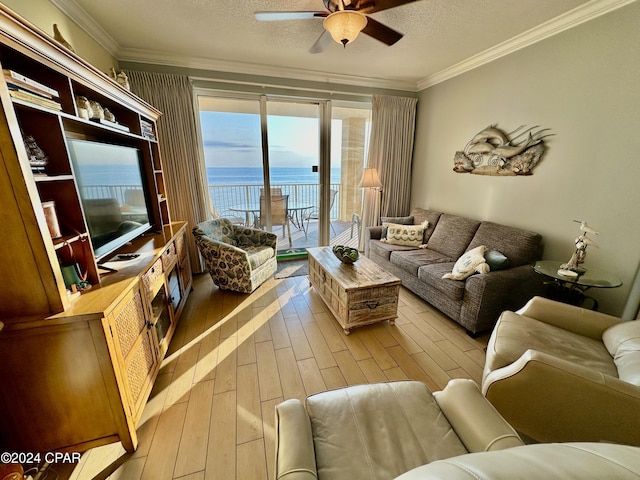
23 134 48 174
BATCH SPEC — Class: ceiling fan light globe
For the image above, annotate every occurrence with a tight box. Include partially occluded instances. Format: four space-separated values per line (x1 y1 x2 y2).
323 11 367 47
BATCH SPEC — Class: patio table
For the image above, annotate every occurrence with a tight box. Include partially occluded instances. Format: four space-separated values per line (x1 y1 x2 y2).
229 202 313 229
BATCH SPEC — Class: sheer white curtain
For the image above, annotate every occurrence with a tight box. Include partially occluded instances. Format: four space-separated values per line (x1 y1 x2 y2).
126 71 210 272
359 95 418 251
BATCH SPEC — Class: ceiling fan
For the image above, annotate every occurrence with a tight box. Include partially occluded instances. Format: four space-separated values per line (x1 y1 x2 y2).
255 0 418 53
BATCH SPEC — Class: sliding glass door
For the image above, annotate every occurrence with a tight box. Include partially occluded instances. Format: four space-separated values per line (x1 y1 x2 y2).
197 97 265 228
265 99 321 255
197 93 370 255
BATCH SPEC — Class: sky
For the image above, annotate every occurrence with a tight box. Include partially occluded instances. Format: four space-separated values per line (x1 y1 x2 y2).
199 111 343 169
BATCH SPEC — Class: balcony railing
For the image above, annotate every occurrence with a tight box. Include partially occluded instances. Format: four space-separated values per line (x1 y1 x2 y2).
79 183 346 223
208 183 342 220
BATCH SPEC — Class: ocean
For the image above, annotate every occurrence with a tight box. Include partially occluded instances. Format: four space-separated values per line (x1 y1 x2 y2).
207 167 342 213
207 166 341 185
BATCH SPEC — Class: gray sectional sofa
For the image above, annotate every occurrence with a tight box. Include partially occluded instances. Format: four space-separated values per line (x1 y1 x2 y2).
364 208 545 335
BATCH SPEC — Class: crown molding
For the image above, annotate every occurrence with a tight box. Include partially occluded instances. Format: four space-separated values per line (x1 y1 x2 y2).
116 47 419 92
52 0 635 93
416 0 636 91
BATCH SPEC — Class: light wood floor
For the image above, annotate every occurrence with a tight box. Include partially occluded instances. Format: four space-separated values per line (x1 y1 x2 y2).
66 271 490 480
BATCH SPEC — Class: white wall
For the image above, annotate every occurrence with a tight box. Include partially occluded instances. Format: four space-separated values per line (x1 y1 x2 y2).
412 2 640 316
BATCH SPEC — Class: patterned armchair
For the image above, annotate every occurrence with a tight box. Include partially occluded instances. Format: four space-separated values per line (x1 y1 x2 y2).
193 218 278 293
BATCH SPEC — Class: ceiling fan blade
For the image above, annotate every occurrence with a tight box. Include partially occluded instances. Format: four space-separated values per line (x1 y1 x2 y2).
354 0 418 14
361 17 403 45
255 11 328 21
308 30 333 54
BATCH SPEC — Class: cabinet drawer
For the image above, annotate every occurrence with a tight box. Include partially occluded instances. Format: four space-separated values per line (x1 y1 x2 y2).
161 242 177 270
142 258 164 298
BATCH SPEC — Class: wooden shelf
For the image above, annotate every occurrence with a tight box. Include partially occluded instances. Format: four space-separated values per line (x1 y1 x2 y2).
0 3 188 457
34 174 74 182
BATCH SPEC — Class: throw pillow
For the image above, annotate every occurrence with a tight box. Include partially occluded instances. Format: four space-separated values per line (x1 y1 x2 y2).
602 321 640 386
381 215 414 239
485 249 511 270
442 245 489 280
382 221 429 247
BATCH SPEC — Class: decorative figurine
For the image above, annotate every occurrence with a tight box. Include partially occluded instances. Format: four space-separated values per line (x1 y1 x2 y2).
559 220 599 275
88 100 104 120
23 134 48 174
103 108 116 123
75 95 93 120
53 24 74 52
109 68 130 91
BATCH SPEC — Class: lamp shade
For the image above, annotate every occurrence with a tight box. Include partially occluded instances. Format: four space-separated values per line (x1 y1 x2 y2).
358 167 382 189
323 10 367 47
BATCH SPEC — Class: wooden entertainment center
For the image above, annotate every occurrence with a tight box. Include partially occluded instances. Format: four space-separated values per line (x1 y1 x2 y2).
0 5 192 454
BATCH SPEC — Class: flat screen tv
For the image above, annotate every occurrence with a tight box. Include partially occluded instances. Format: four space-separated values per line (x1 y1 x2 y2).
67 138 152 260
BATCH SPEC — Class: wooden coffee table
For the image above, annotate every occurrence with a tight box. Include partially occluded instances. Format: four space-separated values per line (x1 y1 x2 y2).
307 247 401 335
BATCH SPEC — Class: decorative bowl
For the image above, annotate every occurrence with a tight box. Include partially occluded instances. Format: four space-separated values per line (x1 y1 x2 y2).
332 245 359 264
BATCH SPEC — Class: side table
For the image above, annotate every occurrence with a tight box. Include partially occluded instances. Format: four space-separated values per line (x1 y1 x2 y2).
533 260 622 310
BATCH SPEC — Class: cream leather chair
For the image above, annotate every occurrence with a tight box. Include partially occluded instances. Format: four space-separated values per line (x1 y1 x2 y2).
483 296 640 446
275 379 523 480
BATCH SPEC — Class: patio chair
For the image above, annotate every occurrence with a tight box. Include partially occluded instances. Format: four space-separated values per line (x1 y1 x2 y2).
256 193 292 248
193 218 277 293
302 188 337 238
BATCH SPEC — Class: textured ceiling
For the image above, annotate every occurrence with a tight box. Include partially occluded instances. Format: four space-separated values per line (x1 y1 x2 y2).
54 0 616 90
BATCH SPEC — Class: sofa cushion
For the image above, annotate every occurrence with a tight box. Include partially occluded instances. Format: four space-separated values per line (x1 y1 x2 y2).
485 311 618 377
305 381 467 480
467 222 541 267
382 221 430 247
485 249 511 270
245 245 275 270
390 249 453 276
381 215 414 239
410 208 442 243
427 214 481 259
602 321 640 386
369 239 416 262
418 263 466 301
443 245 490 280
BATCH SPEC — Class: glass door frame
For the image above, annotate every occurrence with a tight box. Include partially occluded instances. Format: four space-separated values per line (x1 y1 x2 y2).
260 95 333 247
194 90 336 249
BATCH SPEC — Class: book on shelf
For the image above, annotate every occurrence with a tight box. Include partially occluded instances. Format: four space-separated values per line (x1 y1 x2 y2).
140 121 156 140
3 69 59 98
9 88 62 111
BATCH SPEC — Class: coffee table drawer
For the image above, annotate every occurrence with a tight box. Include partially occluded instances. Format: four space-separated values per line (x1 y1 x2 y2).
347 288 399 326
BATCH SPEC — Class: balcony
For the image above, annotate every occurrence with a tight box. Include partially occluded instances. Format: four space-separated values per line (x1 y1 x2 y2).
209 183 360 252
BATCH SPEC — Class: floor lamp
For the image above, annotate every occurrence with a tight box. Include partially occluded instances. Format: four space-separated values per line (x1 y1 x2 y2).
358 167 383 251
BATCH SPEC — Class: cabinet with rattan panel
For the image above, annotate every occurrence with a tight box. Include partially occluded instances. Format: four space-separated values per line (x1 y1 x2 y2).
105 285 159 429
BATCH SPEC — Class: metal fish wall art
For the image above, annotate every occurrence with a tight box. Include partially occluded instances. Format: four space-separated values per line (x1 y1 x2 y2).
453 124 553 176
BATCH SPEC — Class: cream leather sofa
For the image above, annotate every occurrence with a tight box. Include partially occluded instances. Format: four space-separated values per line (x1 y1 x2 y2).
483 296 640 446
275 378 640 479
